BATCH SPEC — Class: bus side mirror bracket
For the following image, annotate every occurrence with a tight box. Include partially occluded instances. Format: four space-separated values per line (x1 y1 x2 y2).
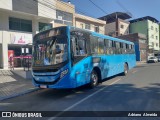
71 52 74 61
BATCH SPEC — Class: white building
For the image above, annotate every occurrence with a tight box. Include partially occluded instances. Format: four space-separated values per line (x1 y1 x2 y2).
0 0 56 69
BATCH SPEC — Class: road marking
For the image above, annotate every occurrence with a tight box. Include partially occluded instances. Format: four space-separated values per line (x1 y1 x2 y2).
48 78 121 120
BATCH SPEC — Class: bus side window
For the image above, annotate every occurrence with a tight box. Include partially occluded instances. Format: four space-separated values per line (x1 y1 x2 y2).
71 36 87 56
108 40 113 54
112 41 116 54
98 38 104 54
71 36 77 55
90 36 98 54
132 45 135 53
115 42 120 54
78 39 86 55
123 43 126 54
120 42 123 54
104 39 109 55
126 44 129 54
129 44 132 54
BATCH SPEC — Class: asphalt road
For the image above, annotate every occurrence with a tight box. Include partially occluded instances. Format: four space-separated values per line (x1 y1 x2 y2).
1 63 160 120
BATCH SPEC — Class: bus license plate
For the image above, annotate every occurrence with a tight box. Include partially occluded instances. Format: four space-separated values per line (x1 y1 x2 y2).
40 85 47 88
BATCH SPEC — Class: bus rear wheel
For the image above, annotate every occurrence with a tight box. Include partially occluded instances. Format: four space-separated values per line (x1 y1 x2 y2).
123 63 128 76
89 70 98 88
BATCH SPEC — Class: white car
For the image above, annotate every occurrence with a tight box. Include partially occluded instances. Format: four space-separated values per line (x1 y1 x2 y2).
156 56 160 62
147 56 158 63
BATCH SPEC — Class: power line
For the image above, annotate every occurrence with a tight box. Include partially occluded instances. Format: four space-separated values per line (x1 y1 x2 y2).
88 0 108 14
116 0 134 19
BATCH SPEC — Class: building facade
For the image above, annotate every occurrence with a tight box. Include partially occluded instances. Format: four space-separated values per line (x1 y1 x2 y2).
0 0 56 69
75 13 106 34
55 0 75 27
55 0 106 34
99 12 131 37
130 16 160 51
117 33 147 61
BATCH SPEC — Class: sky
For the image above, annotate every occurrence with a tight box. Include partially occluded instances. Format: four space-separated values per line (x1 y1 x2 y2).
63 0 160 21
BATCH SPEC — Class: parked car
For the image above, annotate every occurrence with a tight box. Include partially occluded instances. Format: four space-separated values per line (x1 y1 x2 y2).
147 56 158 63
157 56 160 62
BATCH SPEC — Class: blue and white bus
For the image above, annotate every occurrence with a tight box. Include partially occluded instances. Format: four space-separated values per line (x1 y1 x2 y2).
32 26 136 89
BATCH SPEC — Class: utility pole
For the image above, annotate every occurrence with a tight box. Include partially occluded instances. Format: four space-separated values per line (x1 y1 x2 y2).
146 28 149 61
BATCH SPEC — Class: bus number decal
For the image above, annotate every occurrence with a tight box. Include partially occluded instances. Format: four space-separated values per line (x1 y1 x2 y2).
60 69 68 78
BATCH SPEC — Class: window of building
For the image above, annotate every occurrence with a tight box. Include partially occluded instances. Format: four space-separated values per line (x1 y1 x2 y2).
80 23 84 29
94 26 99 33
151 26 154 30
156 36 158 40
55 10 73 26
156 43 159 47
39 22 52 32
155 28 158 32
120 25 124 29
139 39 146 43
151 35 154 39
9 17 32 32
85 24 90 30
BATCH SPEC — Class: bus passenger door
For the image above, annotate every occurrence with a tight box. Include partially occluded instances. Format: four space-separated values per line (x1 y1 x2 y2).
70 35 89 86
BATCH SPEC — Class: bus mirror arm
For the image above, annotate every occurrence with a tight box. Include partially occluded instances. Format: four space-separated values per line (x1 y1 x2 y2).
71 52 74 61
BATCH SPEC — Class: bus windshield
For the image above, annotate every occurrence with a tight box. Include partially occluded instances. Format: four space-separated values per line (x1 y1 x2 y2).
33 36 68 66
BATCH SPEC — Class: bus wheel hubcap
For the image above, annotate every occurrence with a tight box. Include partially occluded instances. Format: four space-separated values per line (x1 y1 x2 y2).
92 73 97 85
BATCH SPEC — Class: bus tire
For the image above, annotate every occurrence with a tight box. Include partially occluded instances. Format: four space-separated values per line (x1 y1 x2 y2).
123 63 128 76
89 70 98 88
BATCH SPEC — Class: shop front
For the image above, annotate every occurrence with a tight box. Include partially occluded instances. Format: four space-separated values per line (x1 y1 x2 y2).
8 32 33 68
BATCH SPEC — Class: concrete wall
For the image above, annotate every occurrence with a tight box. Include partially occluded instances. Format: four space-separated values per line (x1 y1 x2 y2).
75 14 106 34
0 0 12 10
119 20 129 35
54 23 66 28
0 32 2 43
13 0 38 15
0 44 2 68
38 0 56 19
0 0 56 20
105 22 116 36
0 11 8 30
56 0 75 14
12 70 32 79
1 31 8 69
75 19 105 34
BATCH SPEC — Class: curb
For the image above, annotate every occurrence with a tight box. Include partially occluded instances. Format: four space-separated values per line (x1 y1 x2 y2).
0 88 40 101
136 62 147 66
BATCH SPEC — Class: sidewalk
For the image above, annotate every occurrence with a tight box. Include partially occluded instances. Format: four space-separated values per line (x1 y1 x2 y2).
136 61 147 66
0 70 39 101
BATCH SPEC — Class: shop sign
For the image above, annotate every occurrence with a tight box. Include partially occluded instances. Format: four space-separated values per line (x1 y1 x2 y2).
8 50 14 59
11 33 32 45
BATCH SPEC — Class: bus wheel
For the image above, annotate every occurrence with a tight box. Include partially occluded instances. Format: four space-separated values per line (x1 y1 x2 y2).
89 70 98 88
123 63 128 76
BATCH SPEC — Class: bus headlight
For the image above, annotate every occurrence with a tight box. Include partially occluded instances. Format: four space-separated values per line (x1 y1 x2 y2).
60 69 68 78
